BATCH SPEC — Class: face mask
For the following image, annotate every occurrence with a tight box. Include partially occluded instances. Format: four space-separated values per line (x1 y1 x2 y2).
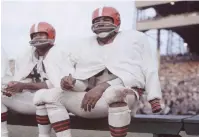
97 26 119 39
29 39 54 48
92 22 118 39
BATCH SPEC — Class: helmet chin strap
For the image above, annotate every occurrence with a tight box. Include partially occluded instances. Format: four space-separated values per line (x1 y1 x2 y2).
97 28 117 38
96 26 119 44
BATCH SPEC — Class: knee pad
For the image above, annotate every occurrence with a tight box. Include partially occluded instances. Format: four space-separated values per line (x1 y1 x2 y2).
34 88 63 105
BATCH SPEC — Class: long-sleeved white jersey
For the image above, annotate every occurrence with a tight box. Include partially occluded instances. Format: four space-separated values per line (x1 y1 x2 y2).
64 30 162 101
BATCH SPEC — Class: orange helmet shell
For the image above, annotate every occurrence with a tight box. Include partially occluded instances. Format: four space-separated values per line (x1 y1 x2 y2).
92 7 121 26
30 22 56 40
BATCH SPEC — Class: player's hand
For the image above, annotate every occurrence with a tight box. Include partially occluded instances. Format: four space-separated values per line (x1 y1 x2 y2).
61 74 76 91
81 83 109 112
2 84 12 97
5 81 25 93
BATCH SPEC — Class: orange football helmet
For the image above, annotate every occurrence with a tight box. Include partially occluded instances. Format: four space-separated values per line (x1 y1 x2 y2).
91 7 121 38
92 6 121 27
29 22 56 47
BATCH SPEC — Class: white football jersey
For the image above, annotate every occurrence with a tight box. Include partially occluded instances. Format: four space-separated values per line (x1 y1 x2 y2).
67 30 162 101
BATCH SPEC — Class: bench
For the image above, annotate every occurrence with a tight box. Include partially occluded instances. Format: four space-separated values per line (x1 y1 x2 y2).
183 115 199 135
7 111 199 137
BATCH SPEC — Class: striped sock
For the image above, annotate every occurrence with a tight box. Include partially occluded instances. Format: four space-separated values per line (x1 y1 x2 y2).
1 104 8 137
52 119 70 133
149 99 162 113
108 106 131 137
109 125 129 137
1 112 7 122
36 105 51 137
46 103 71 137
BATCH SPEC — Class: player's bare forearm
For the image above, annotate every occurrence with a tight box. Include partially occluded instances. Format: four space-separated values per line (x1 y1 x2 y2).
23 82 48 91
82 82 111 111
95 82 110 92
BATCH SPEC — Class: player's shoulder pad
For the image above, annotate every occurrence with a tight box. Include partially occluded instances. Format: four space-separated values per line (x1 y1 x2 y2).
119 30 148 47
120 30 147 40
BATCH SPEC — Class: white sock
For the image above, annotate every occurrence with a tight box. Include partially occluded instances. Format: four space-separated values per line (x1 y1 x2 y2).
46 103 71 137
36 105 51 137
108 106 131 137
1 104 8 137
1 121 8 137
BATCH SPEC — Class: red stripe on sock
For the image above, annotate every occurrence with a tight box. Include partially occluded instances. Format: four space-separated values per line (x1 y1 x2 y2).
1 112 7 122
55 125 70 133
111 132 127 137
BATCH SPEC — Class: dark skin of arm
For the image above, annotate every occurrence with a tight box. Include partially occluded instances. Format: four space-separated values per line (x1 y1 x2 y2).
81 82 110 112
5 81 48 93
61 74 110 112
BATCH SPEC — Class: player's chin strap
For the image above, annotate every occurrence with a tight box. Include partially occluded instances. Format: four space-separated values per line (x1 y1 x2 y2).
29 38 54 47
91 22 119 38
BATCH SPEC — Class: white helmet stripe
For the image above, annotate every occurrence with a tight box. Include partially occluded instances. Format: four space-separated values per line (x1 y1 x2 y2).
98 7 104 16
34 22 40 32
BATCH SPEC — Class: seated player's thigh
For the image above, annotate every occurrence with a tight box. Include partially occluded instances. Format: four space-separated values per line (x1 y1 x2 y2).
61 91 108 118
2 91 36 114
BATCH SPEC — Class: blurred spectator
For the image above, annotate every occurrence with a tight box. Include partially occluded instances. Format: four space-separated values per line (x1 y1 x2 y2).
138 56 199 115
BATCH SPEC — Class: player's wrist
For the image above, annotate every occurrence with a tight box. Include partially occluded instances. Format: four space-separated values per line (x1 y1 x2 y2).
21 82 28 90
96 82 110 92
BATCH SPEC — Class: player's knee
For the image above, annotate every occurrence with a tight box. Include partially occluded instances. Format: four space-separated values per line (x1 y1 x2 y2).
34 89 47 105
34 88 63 105
1 103 8 113
126 94 138 112
103 85 126 105
109 102 127 108
43 88 63 104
